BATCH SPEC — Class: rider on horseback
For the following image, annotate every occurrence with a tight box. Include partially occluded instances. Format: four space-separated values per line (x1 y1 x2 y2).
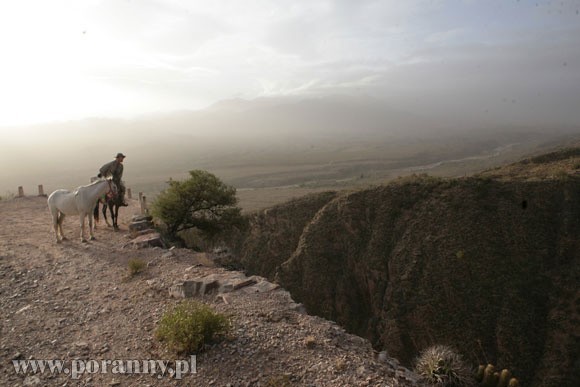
99 153 128 206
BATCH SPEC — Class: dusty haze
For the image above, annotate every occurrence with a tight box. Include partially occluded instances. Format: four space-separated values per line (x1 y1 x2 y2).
1 95 579 202
1 1 579 202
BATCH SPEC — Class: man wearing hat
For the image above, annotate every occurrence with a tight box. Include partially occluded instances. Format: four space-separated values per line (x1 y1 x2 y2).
99 153 128 206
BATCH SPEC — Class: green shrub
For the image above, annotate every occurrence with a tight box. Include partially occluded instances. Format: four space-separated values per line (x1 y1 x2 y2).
151 170 243 241
156 301 231 354
127 258 146 276
415 345 475 386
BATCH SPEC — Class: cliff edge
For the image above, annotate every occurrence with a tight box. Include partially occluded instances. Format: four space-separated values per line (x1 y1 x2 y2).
229 146 580 387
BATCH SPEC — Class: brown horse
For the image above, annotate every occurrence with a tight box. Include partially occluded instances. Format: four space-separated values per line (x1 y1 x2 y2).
93 189 122 230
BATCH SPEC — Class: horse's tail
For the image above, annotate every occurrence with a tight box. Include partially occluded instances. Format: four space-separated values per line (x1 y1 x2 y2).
92 195 110 224
93 199 100 222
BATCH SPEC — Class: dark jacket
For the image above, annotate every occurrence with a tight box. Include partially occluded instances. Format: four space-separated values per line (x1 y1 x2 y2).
99 160 124 182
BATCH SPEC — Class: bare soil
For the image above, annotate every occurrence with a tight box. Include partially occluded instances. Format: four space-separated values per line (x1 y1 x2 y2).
0 196 418 387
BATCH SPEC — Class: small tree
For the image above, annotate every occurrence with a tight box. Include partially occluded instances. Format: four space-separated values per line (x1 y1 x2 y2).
152 170 243 241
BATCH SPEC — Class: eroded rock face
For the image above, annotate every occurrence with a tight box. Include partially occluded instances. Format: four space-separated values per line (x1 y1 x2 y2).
228 191 337 278
229 152 580 387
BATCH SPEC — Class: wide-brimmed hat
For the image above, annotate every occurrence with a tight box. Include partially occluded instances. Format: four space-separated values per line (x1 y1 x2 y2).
116 153 126 158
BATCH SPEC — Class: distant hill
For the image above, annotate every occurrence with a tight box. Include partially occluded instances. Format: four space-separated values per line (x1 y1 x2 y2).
226 145 580 387
1 95 578 197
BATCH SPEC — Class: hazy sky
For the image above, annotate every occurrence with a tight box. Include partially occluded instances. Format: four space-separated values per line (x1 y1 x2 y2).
0 0 579 126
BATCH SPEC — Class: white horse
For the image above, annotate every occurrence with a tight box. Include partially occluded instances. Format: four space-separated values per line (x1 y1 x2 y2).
47 178 117 243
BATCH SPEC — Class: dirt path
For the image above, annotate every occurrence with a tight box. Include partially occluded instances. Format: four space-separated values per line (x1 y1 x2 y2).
0 196 177 385
0 196 418 387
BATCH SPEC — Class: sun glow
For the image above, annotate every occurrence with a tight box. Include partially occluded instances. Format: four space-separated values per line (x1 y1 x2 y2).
0 1 157 126
0 0 578 128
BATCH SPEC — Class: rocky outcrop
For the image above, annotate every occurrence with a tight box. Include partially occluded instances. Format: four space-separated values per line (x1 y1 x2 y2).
228 148 580 387
123 214 167 249
168 272 280 299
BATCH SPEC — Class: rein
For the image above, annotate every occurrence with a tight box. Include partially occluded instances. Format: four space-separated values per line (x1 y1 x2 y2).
105 179 117 200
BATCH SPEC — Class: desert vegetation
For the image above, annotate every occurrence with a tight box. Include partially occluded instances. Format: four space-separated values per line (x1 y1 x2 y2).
414 345 474 387
414 345 521 387
475 364 520 387
155 300 231 354
127 258 147 277
151 170 244 245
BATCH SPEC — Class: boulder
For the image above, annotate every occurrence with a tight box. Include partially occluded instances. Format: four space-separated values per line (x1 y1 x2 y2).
131 214 153 223
125 233 166 249
169 279 220 298
169 273 281 298
129 220 153 233
133 229 157 237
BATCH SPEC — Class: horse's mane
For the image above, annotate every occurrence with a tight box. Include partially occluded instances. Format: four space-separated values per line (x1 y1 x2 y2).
75 178 110 191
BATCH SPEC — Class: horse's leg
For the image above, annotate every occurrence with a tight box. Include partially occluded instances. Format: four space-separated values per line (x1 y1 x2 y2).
88 211 96 240
109 202 117 230
114 204 120 230
50 208 61 243
103 202 111 227
79 213 87 243
93 200 99 227
58 213 67 241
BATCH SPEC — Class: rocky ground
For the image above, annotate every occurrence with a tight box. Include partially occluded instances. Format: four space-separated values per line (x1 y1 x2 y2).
0 195 419 386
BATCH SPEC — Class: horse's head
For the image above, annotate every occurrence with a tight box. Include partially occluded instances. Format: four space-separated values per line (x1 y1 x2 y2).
105 179 118 199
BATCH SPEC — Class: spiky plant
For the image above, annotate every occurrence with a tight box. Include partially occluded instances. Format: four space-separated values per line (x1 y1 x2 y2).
476 363 519 387
415 345 475 387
